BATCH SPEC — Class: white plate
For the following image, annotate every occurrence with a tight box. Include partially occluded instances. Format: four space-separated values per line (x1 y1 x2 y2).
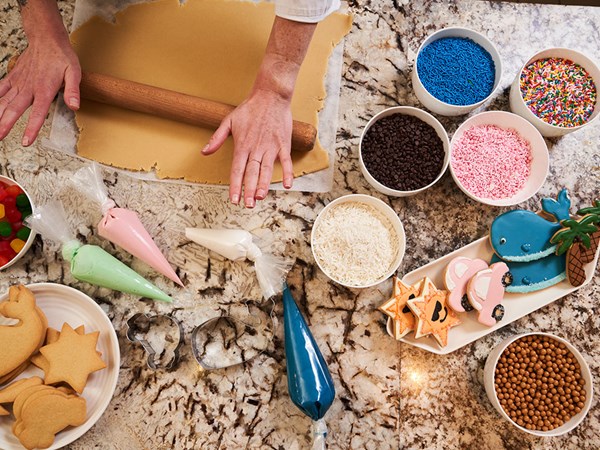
0 283 120 449
387 236 599 355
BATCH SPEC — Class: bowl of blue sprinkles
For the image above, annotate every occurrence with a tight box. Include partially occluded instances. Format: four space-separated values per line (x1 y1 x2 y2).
412 27 502 116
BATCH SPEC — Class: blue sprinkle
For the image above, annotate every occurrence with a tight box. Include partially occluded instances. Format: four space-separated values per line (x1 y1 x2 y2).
417 37 496 106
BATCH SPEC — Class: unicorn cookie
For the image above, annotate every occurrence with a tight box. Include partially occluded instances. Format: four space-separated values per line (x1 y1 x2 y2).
444 257 488 312
490 189 569 293
466 262 511 327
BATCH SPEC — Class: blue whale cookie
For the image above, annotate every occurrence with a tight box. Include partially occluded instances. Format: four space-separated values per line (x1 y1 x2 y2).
490 189 569 293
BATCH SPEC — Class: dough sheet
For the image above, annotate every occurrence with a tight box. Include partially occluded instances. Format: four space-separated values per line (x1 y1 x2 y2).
71 0 352 183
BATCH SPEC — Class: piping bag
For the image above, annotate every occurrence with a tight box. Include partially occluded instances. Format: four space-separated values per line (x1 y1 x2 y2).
185 228 290 299
72 163 182 286
25 201 172 302
185 227 334 447
283 285 335 450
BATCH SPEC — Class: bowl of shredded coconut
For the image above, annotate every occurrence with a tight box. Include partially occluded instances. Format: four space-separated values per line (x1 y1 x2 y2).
311 194 406 288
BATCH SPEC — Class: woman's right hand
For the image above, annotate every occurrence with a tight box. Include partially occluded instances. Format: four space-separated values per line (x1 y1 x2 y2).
0 36 81 146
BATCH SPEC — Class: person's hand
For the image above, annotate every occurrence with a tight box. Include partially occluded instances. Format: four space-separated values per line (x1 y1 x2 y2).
0 38 81 146
202 88 294 208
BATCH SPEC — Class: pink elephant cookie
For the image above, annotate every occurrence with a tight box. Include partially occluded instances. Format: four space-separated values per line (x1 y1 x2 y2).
444 257 489 312
466 262 511 327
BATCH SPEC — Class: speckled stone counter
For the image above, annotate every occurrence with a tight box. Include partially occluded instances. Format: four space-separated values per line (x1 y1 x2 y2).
1 0 599 449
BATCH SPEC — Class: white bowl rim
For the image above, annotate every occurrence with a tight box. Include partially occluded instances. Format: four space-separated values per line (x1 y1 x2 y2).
448 110 549 207
358 106 450 195
0 175 37 271
414 26 503 108
486 331 594 437
514 47 600 131
310 194 406 288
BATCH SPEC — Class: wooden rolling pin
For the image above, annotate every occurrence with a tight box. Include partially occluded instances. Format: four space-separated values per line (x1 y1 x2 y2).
7 55 317 152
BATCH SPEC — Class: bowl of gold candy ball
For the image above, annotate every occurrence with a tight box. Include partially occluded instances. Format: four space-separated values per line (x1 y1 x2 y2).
483 332 593 436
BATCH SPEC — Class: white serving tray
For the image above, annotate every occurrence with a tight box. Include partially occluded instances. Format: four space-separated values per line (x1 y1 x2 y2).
389 236 599 355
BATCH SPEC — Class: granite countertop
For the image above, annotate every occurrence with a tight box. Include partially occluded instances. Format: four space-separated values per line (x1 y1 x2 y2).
1 0 599 449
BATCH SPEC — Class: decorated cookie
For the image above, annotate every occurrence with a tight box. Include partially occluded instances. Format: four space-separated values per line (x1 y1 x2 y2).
444 257 488 312
407 278 461 347
550 214 600 287
489 189 570 292
466 262 511 327
378 277 423 339
577 201 600 263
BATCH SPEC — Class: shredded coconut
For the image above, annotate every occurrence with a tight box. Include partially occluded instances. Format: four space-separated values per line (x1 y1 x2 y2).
312 202 399 286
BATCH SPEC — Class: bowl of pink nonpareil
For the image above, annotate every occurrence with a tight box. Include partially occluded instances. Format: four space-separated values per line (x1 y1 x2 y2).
449 111 549 207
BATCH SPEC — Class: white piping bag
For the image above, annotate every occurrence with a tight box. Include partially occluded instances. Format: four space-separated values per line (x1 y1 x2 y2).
185 228 291 299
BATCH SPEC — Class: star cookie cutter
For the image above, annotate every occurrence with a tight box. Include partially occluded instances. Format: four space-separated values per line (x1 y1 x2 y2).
126 313 184 370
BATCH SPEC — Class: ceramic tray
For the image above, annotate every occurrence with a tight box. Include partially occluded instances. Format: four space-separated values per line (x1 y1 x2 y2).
387 236 599 355
0 283 120 449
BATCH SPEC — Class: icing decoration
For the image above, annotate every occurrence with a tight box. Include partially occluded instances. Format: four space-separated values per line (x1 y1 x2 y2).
407 278 461 348
488 189 571 293
490 189 570 262
466 262 509 326
490 253 566 293
550 214 600 287
577 200 600 263
444 257 488 312
378 277 423 339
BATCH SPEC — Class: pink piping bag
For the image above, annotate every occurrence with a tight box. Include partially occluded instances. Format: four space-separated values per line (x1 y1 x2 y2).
72 163 182 286
25 201 172 302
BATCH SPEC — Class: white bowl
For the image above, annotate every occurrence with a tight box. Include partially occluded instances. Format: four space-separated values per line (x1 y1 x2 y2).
510 48 600 137
358 106 450 197
0 175 36 271
310 194 405 288
449 111 549 207
483 332 593 437
412 27 503 116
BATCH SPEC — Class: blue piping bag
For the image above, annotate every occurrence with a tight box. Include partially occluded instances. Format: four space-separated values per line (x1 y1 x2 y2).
283 284 335 449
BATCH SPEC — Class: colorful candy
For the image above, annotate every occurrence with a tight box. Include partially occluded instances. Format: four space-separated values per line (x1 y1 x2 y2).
520 57 597 128
417 37 496 106
451 124 532 200
0 180 32 267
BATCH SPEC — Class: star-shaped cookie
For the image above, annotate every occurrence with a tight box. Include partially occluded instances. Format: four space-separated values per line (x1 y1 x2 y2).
407 278 461 347
40 323 106 394
378 277 424 339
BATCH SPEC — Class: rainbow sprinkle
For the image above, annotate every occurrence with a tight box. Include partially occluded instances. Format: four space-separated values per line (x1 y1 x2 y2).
520 57 597 128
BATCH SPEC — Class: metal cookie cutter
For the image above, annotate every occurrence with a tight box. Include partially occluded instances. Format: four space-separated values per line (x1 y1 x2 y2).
191 313 273 370
126 313 184 370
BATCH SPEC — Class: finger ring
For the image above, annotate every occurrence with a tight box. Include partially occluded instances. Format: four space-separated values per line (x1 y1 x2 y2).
249 158 261 164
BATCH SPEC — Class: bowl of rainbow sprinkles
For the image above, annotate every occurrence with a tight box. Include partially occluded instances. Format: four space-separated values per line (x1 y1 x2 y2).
510 48 599 137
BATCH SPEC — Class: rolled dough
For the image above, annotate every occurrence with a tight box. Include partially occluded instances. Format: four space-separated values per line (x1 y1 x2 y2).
71 0 352 184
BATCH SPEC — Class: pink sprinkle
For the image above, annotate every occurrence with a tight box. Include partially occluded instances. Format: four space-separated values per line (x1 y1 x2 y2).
451 125 532 200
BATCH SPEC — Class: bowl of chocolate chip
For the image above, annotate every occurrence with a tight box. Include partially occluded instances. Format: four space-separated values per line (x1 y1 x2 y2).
359 106 450 197
483 332 593 436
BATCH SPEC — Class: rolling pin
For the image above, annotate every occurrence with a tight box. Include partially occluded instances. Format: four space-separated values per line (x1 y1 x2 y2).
7 55 317 152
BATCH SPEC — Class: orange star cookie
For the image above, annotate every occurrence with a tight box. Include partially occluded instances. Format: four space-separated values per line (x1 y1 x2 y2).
407 278 461 347
40 323 106 394
378 277 424 339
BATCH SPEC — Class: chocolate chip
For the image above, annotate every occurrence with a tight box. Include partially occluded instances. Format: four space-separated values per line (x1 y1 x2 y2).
361 113 445 191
